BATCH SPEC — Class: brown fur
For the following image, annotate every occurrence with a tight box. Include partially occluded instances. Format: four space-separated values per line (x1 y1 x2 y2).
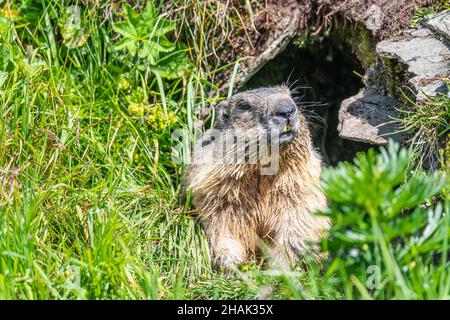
184 86 329 268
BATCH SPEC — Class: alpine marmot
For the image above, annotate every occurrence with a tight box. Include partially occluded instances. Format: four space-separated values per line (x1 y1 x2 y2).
184 86 329 268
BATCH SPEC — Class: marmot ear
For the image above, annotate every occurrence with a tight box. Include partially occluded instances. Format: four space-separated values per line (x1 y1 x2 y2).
214 101 230 124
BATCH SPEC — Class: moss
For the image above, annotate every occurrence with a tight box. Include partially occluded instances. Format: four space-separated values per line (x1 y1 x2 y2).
381 57 399 96
292 30 322 49
379 56 413 104
337 22 377 69
292 17 376 70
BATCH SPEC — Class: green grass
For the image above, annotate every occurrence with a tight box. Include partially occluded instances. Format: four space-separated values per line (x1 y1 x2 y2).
397 82 450 168
0 1 448 300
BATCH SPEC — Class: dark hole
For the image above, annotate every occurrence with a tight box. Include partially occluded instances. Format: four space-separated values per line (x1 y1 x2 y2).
243 38 375 165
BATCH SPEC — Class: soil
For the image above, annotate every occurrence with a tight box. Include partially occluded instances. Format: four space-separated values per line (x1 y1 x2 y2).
227 0 432 64
191 0 433 88
302 0 433 39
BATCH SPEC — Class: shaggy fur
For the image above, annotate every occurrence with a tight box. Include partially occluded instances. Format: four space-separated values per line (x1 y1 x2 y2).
184 86 329 268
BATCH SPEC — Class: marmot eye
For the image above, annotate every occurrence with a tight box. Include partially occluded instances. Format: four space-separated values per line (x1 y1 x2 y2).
236 101 252 112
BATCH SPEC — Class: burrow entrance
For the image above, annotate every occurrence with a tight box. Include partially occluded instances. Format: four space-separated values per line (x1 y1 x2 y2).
243 36 375 165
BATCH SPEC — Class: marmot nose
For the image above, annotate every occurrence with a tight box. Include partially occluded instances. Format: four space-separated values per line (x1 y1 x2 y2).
273 103 295 119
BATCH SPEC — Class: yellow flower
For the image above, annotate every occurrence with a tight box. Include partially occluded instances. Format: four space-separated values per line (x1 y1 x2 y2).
167 111 177 125
1 4 18 18
145 104 178 131
118 76 130 91
128 102 144 117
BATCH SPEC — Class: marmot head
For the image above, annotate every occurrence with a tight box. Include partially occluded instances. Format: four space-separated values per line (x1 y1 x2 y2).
193 86 313 171
213 85 302 146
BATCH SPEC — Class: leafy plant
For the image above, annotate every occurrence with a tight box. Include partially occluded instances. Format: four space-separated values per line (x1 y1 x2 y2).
411 6 435 28
411 1 450 28
113 2 191 78
321 141 449 299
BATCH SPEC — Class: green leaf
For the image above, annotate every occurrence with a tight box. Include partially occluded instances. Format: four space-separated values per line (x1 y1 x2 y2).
112 1 180 68
152 50 192 79
154 19 177 36
112 21 138 40
114 37 138 56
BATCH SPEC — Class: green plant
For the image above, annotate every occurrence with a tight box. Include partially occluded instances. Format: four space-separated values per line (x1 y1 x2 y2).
411 1 450 28
398 87 450 169
321 141 449 299
411 6 435 28
113 2 191 79
434 0 450 11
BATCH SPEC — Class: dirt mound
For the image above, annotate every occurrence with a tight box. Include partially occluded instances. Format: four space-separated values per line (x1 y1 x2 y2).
217 0 431 69
165 0 433 90
301 0 433 39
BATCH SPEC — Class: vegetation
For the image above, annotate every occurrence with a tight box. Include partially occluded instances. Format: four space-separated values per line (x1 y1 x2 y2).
411 0 450 28
0 1 448 299
398 84 450 169
321 142 449 299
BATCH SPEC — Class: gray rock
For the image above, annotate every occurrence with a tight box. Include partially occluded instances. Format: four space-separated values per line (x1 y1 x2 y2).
408 27 433 38
338 14 450 146
338 88 400 145
424 11 450 40
376 28 450 101
411 76 450 101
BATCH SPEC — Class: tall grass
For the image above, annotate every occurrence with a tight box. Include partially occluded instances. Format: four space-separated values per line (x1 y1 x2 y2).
0 0 209 299
398 88 450 169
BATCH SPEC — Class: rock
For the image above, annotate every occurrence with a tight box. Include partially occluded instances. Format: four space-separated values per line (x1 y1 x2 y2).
423 11 450 40
338 88 400 145
376 27 450 101
337 13 450 146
